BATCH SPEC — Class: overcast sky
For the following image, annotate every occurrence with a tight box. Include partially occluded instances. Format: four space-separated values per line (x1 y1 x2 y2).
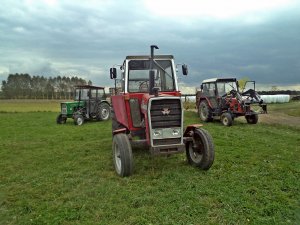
1 0 300 92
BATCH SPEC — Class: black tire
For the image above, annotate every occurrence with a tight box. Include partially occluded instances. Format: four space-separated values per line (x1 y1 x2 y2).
186 128 214 170
221 112 233 126
98 103 111 121
56 114 66 124
74 114 84 126
246 113 258 124
112 133 133 177
198 101 212 122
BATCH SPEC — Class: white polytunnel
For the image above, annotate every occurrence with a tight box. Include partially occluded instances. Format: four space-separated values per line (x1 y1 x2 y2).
260 95 290 103
181 94 291 104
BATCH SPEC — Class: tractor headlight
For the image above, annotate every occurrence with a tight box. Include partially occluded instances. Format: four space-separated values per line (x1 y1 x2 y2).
172 128 180 136
152 129 162 139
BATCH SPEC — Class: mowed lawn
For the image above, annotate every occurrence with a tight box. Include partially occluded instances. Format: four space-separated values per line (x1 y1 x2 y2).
0 100 299 224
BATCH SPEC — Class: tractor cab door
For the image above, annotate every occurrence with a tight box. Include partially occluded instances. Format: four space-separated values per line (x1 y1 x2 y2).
88 89 98 115
216 81 239 110
202 83 218 109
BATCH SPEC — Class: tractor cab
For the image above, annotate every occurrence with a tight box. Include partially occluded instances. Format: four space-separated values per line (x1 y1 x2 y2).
200 78 239 109
109 45 214 177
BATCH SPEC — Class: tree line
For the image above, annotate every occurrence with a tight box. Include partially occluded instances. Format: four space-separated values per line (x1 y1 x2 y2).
1 73 92 99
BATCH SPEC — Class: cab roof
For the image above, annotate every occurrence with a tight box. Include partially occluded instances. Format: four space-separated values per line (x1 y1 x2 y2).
125 55 174 60
202 78 237 83
75 85 105 89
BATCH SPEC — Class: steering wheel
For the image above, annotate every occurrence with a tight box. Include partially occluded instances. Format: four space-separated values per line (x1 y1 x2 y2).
221 92 228 98
230 89 237 96
222 89 237 98
139 81 149 91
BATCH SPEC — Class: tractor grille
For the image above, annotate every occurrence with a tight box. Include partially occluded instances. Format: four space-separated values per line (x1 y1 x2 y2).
61 103 67 114
149 98 182 146
150 98 182 129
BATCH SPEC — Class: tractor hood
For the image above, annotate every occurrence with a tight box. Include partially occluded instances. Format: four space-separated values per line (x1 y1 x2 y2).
60 101 85 116
61 101 84 106
140 92 181 114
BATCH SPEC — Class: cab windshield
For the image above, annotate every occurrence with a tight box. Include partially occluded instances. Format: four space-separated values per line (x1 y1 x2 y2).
128 59 175 93
75 89 89 100
216 81 238 96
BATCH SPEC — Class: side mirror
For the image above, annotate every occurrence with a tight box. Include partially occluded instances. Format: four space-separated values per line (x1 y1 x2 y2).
110 68 117 79
182 64 188 75
200 84 203 90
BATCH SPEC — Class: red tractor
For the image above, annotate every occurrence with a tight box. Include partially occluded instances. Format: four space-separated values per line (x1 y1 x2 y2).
196 78 267 126
109 45 214 177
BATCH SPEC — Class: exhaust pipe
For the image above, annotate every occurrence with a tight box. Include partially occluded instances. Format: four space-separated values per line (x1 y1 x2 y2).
149 45 159 95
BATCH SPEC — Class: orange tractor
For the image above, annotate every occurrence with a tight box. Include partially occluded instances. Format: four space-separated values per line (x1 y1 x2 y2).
109 45 215 177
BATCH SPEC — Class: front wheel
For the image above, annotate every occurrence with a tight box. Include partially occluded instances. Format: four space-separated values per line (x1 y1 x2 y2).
112 133 133 177
186 128 214 170
221 112 233 126
74 114 84 126
246 113 258 124
56 114 66 124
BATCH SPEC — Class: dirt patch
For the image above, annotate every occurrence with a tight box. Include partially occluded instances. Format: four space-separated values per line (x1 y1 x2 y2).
257 112 300 128
187 109 300 128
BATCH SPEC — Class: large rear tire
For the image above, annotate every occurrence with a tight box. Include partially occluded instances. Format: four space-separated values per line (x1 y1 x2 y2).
199 101 212 122
112 133 133 177
98 103 111 121
186 128 214 170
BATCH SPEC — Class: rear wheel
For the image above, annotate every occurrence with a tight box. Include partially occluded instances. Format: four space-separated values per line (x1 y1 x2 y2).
221 112 233 126
74 114 84 126
98 103 110 121
199 101 212 122
246 113 258 124
186 128 214 170
56 114 66 124
113 133 133 177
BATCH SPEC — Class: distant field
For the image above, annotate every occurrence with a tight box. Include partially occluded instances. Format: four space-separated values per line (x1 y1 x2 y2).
0 99 64 113
267 101 300 117
1 99 299 116
0 100 299 224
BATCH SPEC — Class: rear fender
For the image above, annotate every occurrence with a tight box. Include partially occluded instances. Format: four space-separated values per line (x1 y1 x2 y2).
100 100 110 106
198 97 213 109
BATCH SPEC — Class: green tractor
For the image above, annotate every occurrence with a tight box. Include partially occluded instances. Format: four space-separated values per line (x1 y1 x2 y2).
56 85 111 125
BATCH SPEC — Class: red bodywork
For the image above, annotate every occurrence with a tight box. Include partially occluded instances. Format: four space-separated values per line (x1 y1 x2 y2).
112 91 181 146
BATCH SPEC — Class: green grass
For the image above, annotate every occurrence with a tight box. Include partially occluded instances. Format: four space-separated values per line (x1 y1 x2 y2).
0 104 299 224
267 101 300 117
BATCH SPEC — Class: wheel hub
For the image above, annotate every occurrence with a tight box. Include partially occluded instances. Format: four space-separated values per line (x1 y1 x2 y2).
114 144 121 173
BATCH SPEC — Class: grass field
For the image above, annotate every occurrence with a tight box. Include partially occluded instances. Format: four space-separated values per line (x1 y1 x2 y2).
267 101 300 117
0 100 299 224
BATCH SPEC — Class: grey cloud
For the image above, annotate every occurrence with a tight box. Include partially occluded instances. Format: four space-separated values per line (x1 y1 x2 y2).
0 0 299 89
